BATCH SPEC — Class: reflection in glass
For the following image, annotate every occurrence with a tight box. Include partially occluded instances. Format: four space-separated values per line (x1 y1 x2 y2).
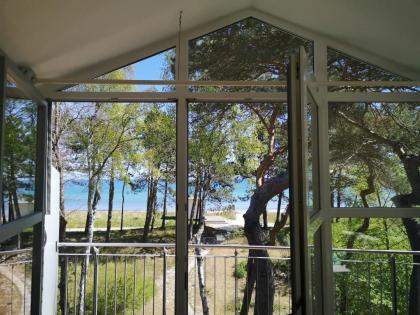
2 98 37 224
189 17 313 92
329 102 420 208
332 218 419 314
327 48 419 92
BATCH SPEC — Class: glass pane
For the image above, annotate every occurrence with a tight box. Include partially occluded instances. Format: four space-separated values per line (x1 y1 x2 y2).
54 101 176 314
65 47 175 92
332 218 420 314
2 98 37 224
187 102 291 314
189 17 313 91
306 101 320 214
327 48 419 92
329 102 420 208
0 227 33 312
53 102 176 242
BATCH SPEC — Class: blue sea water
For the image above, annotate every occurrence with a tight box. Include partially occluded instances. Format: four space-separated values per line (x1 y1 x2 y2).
64 179 287 212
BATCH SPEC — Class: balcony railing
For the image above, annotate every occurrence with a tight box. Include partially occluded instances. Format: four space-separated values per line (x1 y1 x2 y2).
1 245 419 314
0 248 32 315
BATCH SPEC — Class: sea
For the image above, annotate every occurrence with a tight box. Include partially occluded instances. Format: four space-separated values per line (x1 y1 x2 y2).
64 178 288 213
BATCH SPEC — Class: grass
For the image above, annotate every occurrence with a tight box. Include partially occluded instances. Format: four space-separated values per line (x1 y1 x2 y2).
66 211 176 229
206 210 237 220
59 256 156 314
66 209 280 231
64 227 177 248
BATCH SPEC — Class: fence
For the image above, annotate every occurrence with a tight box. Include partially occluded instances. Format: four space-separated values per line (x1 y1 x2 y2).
0 248 32 315
1 245 419 314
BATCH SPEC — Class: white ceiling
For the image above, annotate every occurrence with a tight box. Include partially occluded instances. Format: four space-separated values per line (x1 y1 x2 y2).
0 0 419 79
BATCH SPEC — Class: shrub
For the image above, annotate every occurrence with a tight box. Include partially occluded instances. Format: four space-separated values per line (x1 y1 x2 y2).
233 261 247 279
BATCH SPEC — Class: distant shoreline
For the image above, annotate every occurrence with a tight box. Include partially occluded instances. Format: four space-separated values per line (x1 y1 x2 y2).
66 208 283 213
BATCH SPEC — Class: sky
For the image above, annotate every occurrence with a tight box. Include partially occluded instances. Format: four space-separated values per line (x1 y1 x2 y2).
126 49 173 92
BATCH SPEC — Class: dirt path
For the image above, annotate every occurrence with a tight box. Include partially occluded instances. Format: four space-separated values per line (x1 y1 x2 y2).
142 255 196 315
0 264 31 315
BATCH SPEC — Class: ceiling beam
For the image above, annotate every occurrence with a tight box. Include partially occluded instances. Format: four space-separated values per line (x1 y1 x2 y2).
0 49 47 106
327 92 420 103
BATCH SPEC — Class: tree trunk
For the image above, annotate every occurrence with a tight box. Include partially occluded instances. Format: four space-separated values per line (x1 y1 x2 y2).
241 172 288 315
11 185 21 219
150 181 158 232
393 189 420 314
240 258 257 315
262 209 268 229
8 195 14 221
193 197 209 315
10 185 21 249
120 178 126 232
188 177 200 240
58 214 68 315
143 176 158 241
106 167 115 241
79 178 101 315
195 247 210 315
1 193 6 223
391 155 420 314
57 164 68 315
402 218 420 315
269 205 289 246
161 179 168 230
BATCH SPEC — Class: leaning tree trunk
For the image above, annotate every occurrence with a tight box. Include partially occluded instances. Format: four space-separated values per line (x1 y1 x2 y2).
241 172 289 315
401 218 420 315
188 177 200 240
393 190 420 314
106 167 115 242
391 155 420 314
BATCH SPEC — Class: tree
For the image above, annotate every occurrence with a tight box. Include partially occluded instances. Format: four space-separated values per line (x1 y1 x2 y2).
2 98 37 248
328 50 420 314
330 102 420 313
51 101 84 314
66 98 140 313
185 17 308 314
135 103 175 241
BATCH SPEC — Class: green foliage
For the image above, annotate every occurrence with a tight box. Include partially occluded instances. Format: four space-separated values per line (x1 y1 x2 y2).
62 257 154 314
2 98 37 222
332 218 412 314
329 102 420 207
233 261 247 279
189 17 312 82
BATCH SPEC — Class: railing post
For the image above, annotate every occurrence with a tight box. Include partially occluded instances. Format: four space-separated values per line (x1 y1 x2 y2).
390 255 398 315
64 256 69 315
92 247 99 315
163 248 167 315
234 249 238 315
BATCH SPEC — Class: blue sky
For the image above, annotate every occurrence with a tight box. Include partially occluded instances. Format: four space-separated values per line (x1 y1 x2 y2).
129 49 174 92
